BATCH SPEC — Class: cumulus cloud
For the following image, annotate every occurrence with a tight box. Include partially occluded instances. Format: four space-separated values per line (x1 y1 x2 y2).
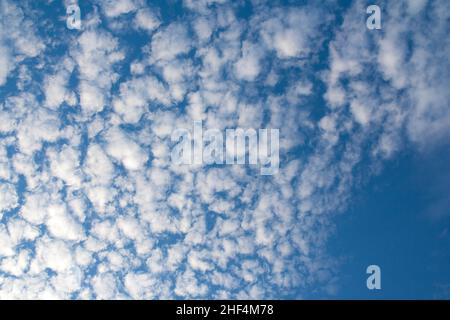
100 0 138 18
0 0 449 300
104 127 148 171
71 28 124 115
234 41 263 81
324 0 450 153
259 6 325 59
0 0 44 86
0 183 18 218
150 23 192 62
134 8 160 32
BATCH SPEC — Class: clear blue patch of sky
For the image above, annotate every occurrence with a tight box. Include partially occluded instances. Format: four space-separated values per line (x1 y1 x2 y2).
327 144 450 299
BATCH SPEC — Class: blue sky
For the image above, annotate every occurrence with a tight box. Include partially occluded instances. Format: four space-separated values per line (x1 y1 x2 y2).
0 0 449 299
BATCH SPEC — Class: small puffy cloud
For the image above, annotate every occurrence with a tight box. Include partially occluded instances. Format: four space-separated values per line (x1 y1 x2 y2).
0 183 18 217
1 0 449 301
92 273 117 299
234 41 262 81
259 7 323 59
134 8 160 32
0 0 44 86
79 81 106 114
112 75 171 123
124 272 157 299
45 204 84 241
47 146 82 187
15 100 61 155
150 23 192 62
43 59 75 110
100 0 138 18
85 143 116 185
105 127 148 171
0 45 13 86
20 192 51 225
193 17 214 41
31 239 74 273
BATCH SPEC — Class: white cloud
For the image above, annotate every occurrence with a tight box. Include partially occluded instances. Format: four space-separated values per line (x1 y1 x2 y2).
259 7 323 59
79 81 106 114
45 204 84 241
100 0 138 18
47 146 82 188
150 23 192 62
51 267 83 294
0 45 13 86
43 59 75 110
193 17 214 41
134 8 160 32
112 75 171 123
104 127 148 171
234 41 262 81
0 0 44 86
31 238 74 273
91 272 117 299
175 268 208 298
124 272 157 299
2 0 448 300
0 225 15 257
20 192 51 225
72 29 124 115
85 143 115 185
16 103 61 156
0 249 30 276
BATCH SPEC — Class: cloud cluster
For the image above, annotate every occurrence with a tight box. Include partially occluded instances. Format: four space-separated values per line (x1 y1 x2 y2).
0 0 449 299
